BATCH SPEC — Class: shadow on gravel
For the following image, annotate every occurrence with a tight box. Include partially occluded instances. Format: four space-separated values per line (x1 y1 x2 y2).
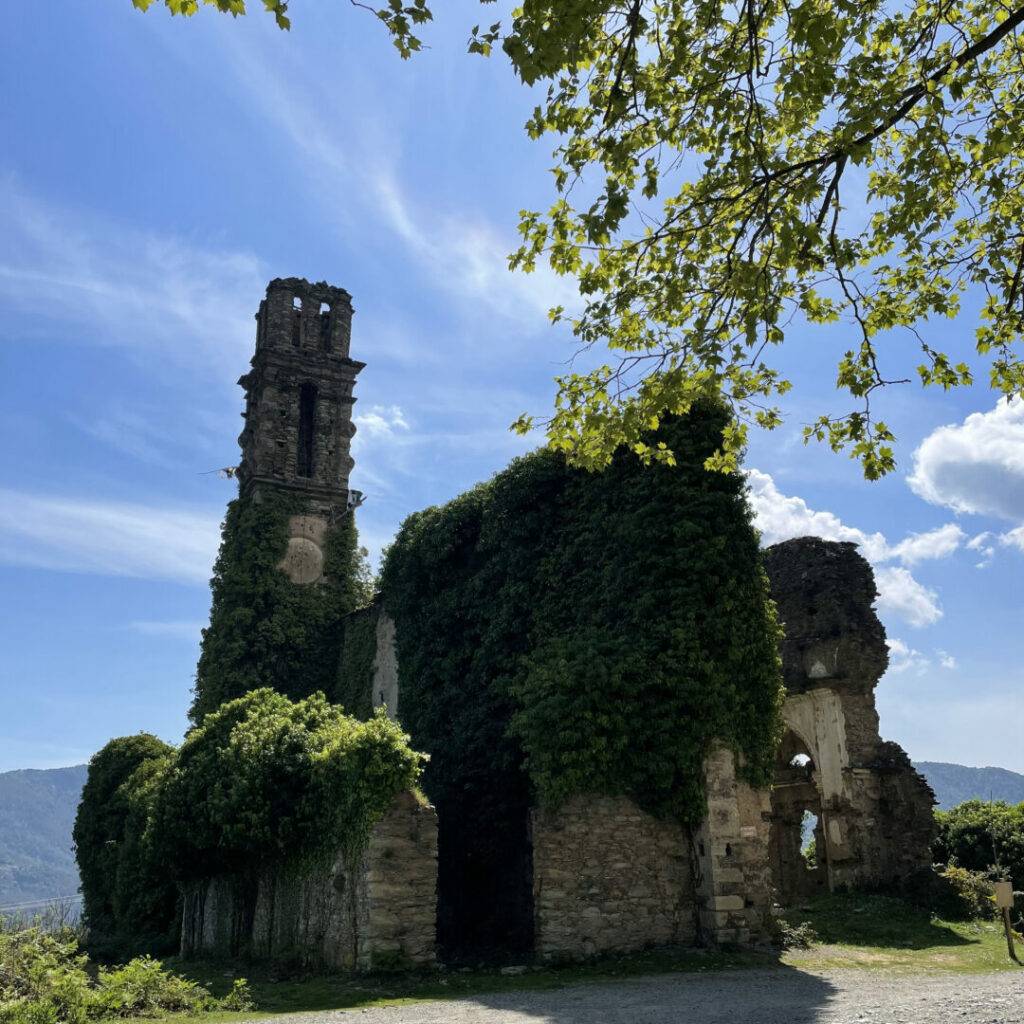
461 964 838 1024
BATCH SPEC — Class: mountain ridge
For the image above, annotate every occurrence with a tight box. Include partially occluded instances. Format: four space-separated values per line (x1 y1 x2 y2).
0 764 87 909
913 760 1024 811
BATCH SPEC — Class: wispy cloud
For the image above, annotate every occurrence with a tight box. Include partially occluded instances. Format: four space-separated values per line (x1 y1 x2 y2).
216 33 576 330
0 180 264 379
0 489 220 585
370 171 579 326
887 638 929 675
128 620 205 641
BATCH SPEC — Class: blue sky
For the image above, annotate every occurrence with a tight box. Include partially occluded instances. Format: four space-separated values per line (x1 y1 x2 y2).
1 1 1021 775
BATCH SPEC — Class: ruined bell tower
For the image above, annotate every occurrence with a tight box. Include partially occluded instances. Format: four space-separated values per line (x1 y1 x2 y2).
237 277 365 584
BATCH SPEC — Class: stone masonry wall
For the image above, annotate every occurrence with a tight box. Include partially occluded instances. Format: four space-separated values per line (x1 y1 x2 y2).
532 795 697 959
693 745 774 945
180 791 437 971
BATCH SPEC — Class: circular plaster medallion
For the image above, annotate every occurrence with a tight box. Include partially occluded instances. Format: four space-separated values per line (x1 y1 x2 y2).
280 536 324 584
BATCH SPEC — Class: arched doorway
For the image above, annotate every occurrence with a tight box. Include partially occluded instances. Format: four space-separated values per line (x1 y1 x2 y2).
768 730 829 902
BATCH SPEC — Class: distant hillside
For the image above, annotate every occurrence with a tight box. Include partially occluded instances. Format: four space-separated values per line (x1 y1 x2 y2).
915 761 1024 811
0 765 86 911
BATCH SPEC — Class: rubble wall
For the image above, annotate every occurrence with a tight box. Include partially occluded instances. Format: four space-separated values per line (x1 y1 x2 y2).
532 795 697 959
180 791 437 971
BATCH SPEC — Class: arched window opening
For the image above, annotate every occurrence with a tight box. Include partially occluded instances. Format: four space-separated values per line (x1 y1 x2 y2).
769 728 828 904
319 302 332 351
292 296 302 347
297 384 317 478
801 810 820 869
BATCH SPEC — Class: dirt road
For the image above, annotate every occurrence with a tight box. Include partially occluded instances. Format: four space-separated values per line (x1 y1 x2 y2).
254 966 1023 1024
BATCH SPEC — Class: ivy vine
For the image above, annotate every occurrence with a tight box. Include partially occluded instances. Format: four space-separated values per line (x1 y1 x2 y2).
378 403 785 829
191 490 370 722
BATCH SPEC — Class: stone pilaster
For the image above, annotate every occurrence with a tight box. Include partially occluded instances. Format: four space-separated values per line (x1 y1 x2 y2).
693 745 773 945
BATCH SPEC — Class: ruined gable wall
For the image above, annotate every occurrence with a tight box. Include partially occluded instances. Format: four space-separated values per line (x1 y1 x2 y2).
765 537 935 890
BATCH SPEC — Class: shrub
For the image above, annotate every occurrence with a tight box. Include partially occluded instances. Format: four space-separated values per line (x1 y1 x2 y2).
930 865 996 921
379 404 784 829
72 736 178 952
774 919 819 949
0 925 251 1024
153 689 425 879
933 799 1024 888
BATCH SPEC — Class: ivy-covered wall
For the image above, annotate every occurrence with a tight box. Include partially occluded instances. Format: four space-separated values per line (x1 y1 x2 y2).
333 604 380 721
191 490 369 723
373 402 785 958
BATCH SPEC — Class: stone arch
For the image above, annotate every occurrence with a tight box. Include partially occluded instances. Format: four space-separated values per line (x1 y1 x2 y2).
768 728 829 902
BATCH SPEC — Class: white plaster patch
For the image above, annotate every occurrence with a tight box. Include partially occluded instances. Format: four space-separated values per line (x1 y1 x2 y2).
371 611 400 720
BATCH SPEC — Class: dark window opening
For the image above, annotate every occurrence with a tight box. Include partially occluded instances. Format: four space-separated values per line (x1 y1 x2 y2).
292 296 302 347
319 303 332 351
297 384 317 478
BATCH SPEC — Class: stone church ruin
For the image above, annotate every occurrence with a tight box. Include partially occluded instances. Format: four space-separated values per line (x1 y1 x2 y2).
182 278 936 968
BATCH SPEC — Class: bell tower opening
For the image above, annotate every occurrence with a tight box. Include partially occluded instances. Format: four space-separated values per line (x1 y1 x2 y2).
297 383 317 479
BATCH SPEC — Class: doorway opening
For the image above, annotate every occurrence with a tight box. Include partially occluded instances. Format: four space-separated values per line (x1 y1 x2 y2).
768 730 828 902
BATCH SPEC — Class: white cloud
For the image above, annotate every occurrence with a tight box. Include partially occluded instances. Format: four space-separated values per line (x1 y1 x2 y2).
887 638 929 675
370 172 579 326
937 650 958 670
966 531 996 568
128 620 205 641
746 469 889 561
0 489 221 585
887 523 965 565
908 398 1024 520
874 566 943 628
354 404 410 441
0 180 263 379
999 525 1024 554
746 469 947 627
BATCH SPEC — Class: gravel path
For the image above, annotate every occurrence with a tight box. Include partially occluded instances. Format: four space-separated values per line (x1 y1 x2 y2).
258 967 1024 1024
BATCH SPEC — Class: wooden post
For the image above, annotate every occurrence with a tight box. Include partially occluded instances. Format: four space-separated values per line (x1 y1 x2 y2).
993 881 1018 963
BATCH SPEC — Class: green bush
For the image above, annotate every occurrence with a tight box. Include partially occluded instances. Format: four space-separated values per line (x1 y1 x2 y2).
153 689 425 879
931 865 996 921
933 799 1024 888
72 736 178 952
0 925 251 1024
75 692 424 953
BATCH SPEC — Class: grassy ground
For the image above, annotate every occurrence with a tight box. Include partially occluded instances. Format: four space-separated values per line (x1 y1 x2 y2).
141 894 1021 1022
778 893 1023 974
